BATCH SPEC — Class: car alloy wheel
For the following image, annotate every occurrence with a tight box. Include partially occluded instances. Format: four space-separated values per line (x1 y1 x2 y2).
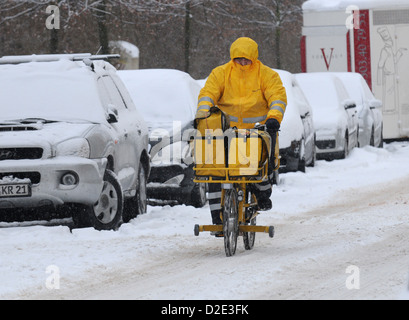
88 170 123 230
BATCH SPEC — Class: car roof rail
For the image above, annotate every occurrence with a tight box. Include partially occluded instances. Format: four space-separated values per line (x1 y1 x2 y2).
0 53 120 65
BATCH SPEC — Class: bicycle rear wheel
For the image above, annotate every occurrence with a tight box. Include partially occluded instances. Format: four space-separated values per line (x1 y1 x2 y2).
223 188 239 257
243 216 256 250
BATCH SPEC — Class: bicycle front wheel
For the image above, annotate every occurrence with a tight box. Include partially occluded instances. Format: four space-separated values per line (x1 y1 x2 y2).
223 188 239 257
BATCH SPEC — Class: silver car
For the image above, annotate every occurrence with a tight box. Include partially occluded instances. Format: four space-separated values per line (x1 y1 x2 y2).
296 73 359 160
0 54 150 230
335 72 383 148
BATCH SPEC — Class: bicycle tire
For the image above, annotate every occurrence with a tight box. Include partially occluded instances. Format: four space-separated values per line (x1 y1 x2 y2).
243 216 256 250
223 188 239 257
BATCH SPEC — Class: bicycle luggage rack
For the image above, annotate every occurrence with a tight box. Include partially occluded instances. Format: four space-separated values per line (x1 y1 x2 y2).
193 163 275 256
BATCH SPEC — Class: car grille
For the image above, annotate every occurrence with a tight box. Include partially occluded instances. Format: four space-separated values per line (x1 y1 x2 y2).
0 148 43 161
0 172 41 184
316 140 336 149
0 126 38 132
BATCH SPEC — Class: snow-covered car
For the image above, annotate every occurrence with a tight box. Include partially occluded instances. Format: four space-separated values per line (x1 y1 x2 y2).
335 72 383 148
0 54 150 230
295 72 359 160
118 69 207 207
275 69 316 173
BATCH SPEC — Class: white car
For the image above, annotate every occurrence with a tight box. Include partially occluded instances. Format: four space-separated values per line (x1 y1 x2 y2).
296 72 359 160
119 69 207 207
275 69 316 173
335 72 383 148
0 54 150 230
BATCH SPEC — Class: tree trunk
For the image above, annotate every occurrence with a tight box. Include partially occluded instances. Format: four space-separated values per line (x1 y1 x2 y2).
184 0 191 73
274 2 282 69
49 28 58 54
96 0 109 54
275 26 281 69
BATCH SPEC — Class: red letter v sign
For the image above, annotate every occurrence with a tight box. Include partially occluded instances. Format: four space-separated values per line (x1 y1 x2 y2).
320 48 334 70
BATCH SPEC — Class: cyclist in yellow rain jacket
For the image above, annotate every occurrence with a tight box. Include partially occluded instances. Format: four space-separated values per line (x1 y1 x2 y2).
196 37 287 227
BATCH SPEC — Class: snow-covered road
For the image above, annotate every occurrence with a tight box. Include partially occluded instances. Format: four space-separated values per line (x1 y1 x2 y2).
1 142 409 300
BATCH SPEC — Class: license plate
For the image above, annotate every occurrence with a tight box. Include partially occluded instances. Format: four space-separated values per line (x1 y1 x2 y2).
0 183 31 198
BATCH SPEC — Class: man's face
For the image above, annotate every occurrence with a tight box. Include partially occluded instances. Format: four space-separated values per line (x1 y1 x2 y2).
234 57 252 66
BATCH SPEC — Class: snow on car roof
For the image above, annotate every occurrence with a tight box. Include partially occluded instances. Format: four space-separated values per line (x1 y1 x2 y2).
303 0 409 11
273 69 304 147
0 59 108 124
118 69 201 125
333 72 366 106
296 72 349 110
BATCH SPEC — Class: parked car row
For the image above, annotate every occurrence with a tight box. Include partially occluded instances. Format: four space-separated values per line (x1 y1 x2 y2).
295 72 383 161
0 53 383 230
267 69 383 183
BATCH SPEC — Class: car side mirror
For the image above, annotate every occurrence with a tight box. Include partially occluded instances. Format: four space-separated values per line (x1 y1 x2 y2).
369 99 382 109
182 127 196 141
342 99 356 110
107 105 118 123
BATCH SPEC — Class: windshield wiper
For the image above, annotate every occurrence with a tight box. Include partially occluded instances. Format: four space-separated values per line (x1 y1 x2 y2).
16 118 57 124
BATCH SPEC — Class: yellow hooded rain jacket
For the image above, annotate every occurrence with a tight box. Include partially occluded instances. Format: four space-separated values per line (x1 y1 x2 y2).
196 37 287 130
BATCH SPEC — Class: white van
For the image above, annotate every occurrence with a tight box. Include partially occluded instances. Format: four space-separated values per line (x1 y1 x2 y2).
301 0 409 140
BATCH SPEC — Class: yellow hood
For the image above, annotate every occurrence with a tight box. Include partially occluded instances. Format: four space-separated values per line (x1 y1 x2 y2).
197 37 287 129
230 37 259 63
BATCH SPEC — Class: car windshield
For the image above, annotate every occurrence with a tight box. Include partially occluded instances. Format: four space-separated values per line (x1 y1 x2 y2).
0 61 107 124
297 75 340 110
118 69 199 129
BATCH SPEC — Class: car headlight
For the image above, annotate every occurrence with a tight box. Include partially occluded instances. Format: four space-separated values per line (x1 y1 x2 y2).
55 138 90 158
291 140 301 154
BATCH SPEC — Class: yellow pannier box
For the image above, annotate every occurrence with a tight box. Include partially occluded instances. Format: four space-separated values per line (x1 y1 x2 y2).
193 107 229 177
228 130 271 177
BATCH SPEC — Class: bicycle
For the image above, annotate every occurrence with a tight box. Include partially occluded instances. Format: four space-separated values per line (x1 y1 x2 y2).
192 125 278 256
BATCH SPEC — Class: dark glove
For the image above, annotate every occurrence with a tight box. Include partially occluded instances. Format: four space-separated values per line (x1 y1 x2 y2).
266 118 280 133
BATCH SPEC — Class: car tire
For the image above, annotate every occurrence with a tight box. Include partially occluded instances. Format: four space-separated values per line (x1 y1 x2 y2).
370 127 375 147
307 135 316 167
298 158 306 172
298 139 306 172
342 133 349 159
123 164 147 222
72 169 123 231
189 182 207 208
377 125 384 148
